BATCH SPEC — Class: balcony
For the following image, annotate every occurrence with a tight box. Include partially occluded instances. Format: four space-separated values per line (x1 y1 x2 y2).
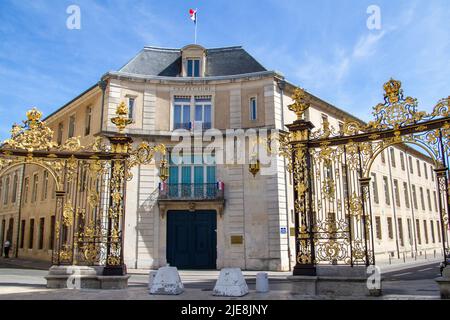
158 183 224 200
173 122 212 131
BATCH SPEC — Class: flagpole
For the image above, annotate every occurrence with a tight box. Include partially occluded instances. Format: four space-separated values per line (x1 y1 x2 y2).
194 9 198 44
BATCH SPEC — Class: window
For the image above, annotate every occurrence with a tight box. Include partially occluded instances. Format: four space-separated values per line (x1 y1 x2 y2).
173 96 191 130
7 218 13 242
31 174 39 203
409 156 413 174
437 220 441 242
381 151 386 164
371 173 379 204
400 152 405 171
403 182 410 208
407 218 413 245
338 122 344 134
431 165 434 181
3 176 9 205
49 216 56 250
430 221 435 243
423 220 429 244
342 164 348 198
393 179 400 207
424 163 428 179
426 189 432 211
195 96 212 129
0 220 5 248
20 220 25 249
51 178 55 199
390 148 396 168
434 191 438 212
249 97 257 121
85 106 92 135
23 177 29 203
416 219 421 244
29 219 35 249
187 59 200 77
324 162 333 180
387 217 393 239
38 218 45 250
419 187 425 210
41 171 48 201
412 185 418 209
12 173 18 203
398 218 404 246
128 97 135 120
68 115 75 138
79 167 87 192
375 216 382 240
383 176 390 205
57 123 64 145
168 152 216 198
416 160 421 177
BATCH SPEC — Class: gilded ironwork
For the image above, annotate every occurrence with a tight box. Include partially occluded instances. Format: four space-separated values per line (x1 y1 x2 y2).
0 103 166 271
3 108 56 152
288 88 311 121
111 101 133 133
280 79 450 271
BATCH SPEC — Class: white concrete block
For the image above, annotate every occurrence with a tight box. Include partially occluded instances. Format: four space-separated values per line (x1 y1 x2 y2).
213 268 249 297
149 266 184 295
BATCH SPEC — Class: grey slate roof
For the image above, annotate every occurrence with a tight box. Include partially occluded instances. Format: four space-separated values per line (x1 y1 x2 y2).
118 46 267 77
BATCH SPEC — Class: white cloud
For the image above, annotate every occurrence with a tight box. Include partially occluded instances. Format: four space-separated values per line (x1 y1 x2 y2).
352 31 386 59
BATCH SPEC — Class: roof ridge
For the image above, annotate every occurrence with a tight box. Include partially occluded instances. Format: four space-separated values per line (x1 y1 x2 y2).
143 46 181 52
206 46 243 52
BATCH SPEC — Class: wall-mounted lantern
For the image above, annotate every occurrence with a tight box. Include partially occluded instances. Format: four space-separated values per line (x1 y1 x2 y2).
249 159 260 177
159 157 169 182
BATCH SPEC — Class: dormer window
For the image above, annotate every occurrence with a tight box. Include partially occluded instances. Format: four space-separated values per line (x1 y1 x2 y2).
187 58 200 77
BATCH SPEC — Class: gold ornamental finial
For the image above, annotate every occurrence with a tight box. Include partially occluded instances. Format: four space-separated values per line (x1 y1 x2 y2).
383 78 402 104
26 108 43 127
111 101 132 133
288 88 310 121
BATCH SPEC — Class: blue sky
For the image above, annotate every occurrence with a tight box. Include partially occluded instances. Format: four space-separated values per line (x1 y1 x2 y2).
0 0 449 140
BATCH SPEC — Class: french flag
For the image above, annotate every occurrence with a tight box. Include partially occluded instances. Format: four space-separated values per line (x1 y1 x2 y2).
189 9 197 24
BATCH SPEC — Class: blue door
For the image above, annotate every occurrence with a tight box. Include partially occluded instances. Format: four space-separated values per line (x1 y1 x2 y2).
166 210 217 269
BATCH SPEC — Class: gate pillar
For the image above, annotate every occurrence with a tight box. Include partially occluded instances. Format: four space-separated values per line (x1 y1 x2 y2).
286 88 316 276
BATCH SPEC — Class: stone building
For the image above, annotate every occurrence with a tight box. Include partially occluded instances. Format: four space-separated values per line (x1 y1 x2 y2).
0 44 445 270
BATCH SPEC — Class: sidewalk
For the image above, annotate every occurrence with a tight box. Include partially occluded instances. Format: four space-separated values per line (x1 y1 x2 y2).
377 255 444 274
0 257 51 270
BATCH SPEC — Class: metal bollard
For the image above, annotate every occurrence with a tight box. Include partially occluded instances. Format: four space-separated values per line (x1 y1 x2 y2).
256 272 269 293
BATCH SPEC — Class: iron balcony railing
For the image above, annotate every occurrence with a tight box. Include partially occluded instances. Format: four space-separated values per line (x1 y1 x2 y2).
173 122 212 130
159 183 224 200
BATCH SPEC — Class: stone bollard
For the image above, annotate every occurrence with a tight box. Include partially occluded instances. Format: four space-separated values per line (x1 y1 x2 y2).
436 265 450 299
148 270 157 291
149 266 184 295
256 272 269 293
213 268 249 297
